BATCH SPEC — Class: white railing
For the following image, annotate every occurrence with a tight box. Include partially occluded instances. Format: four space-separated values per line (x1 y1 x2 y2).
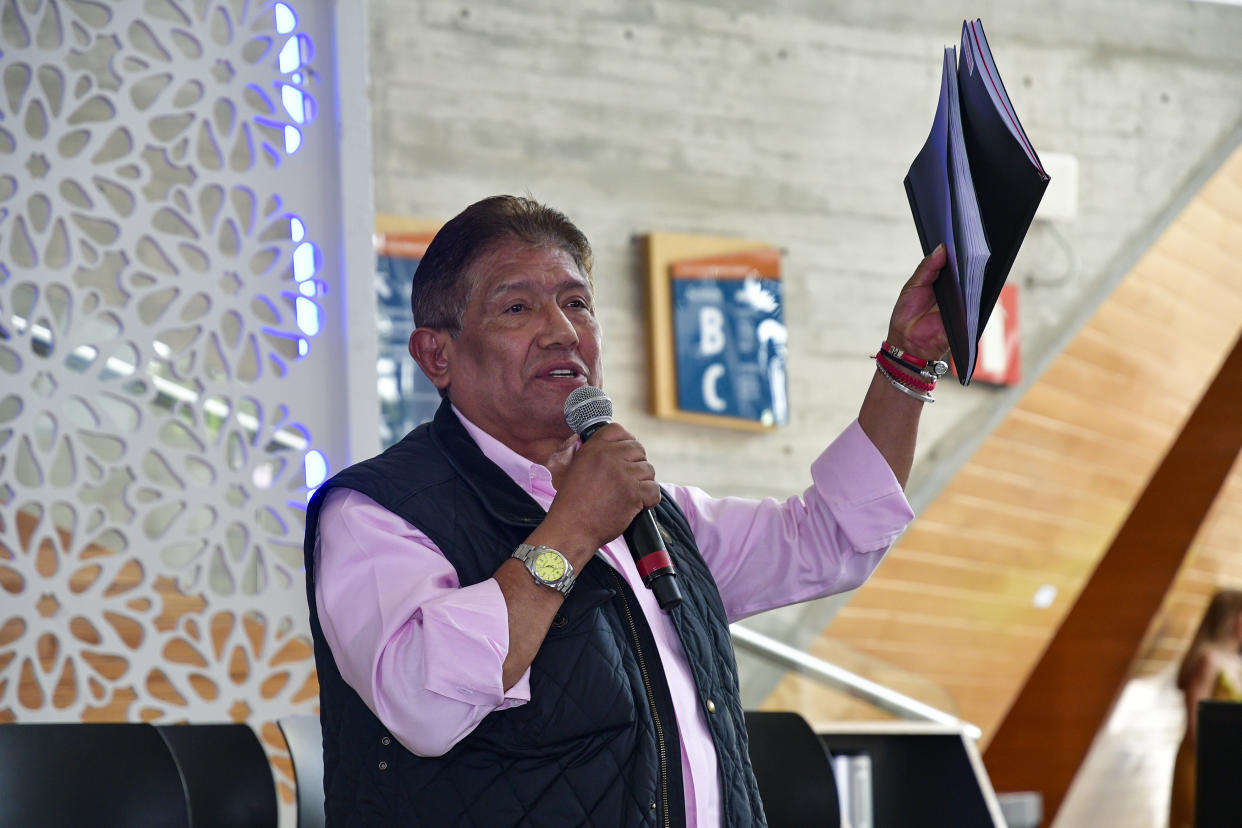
730 624 982 741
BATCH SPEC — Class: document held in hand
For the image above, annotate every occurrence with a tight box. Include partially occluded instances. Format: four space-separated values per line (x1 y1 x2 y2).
905 19 1049 384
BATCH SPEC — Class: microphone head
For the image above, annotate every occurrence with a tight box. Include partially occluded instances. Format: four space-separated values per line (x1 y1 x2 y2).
564 385 613 436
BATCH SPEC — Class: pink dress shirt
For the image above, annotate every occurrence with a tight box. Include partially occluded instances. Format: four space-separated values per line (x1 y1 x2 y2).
315 409 912 826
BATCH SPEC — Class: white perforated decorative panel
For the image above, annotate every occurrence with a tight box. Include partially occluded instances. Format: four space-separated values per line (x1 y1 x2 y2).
0 0 362 816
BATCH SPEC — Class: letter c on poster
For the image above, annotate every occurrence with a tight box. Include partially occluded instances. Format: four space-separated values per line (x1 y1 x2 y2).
702 364 726 411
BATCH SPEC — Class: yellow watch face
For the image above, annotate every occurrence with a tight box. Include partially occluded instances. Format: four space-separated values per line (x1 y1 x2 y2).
533 550 567 582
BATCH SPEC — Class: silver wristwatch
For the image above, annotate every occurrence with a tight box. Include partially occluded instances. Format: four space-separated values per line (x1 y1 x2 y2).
512 543 577 596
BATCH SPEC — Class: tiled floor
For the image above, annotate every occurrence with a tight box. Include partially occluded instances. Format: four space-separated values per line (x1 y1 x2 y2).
1055 668 1184 828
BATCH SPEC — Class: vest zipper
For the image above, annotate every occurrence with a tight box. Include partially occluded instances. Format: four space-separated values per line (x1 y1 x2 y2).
611 571 671 828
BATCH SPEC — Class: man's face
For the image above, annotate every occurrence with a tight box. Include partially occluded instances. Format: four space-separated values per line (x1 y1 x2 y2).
435 238 602 453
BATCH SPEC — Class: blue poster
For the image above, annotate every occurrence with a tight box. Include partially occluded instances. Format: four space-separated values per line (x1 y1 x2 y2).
375 235 442 447
670 248 787 426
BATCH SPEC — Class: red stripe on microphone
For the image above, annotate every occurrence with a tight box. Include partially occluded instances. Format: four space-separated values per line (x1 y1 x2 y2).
635 550 674 580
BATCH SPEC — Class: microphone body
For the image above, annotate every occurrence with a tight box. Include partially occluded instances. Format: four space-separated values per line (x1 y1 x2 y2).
567 389 684 611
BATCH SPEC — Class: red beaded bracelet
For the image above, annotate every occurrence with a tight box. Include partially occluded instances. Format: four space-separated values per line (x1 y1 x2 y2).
875 351 937 392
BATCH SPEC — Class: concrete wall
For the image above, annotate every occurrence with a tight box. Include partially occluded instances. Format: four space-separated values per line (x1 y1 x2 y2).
366 0 1242 696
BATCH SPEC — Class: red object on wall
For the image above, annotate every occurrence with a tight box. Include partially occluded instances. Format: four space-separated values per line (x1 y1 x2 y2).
970 283 1021 386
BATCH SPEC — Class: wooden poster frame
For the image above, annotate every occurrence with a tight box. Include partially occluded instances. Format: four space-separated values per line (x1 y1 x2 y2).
643 232 784 432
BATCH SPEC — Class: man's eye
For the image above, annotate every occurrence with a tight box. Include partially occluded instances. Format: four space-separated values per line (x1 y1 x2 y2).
566 299 590 309
504 303 526 313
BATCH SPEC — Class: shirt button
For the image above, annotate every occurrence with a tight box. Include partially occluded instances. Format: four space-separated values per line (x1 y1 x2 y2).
378 761 388 771
381 736 391 746
649 802 657 812
706 699 717 714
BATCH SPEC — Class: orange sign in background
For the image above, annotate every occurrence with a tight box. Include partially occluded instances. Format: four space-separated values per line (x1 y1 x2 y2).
967 283 1021 386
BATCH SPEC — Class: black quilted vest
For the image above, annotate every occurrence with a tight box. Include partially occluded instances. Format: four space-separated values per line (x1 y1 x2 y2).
303 401 766 827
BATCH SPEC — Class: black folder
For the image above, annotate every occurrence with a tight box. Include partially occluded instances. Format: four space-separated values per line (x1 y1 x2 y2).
905 19 1049 384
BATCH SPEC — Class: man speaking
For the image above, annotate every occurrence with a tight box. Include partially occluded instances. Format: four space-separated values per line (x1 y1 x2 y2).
303 195 949 826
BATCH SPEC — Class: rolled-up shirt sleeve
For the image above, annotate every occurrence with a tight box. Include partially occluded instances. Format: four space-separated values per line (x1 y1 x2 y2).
314 487 530 757
670 419 914 622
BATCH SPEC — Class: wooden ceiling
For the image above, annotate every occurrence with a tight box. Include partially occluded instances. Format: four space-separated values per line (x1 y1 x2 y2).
1136 442 1242 676
763 140 1242 747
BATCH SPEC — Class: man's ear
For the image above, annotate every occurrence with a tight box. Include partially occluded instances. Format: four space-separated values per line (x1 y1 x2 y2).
409 328 452 392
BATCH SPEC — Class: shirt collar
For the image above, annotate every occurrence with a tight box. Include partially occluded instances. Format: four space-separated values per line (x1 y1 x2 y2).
451 404 559 498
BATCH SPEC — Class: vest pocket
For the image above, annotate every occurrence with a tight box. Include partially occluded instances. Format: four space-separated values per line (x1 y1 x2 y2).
477 585 637 751
544 586 614 638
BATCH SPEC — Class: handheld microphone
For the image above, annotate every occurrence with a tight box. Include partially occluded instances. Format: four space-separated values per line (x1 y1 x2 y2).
564 386 684 611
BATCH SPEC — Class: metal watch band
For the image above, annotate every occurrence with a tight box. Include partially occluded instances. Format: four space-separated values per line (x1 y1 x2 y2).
512 543 577 595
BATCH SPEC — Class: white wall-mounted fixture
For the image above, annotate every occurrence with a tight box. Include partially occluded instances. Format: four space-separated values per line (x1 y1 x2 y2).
1036 152 1080 222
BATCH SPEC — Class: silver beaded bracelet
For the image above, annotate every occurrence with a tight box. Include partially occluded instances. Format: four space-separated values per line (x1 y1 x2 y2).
876 361 935 403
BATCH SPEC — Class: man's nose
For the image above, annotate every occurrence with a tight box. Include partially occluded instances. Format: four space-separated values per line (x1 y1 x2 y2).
538 304 579 347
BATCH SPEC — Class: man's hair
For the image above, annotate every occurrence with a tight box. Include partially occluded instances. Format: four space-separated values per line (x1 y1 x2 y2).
411 195 594 334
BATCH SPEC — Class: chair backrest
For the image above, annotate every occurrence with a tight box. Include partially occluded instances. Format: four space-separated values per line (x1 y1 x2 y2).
0 722 189 827
744 710 841 828
155 723 278 828
278 714 326 828
1196 699 1242 828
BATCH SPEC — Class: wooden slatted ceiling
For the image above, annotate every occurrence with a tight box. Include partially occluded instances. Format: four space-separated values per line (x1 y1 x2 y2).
984 321 1242 820
1134 450 1242 678
763 141 1242 745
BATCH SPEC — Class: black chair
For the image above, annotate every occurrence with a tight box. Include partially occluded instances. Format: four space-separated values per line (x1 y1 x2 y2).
278 714 326 828
155 723 278 828
0 722 189 827
744 710 842 828
1195 699 1242 828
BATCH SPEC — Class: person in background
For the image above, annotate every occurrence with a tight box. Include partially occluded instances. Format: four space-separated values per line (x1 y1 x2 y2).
1168 588 1242 828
